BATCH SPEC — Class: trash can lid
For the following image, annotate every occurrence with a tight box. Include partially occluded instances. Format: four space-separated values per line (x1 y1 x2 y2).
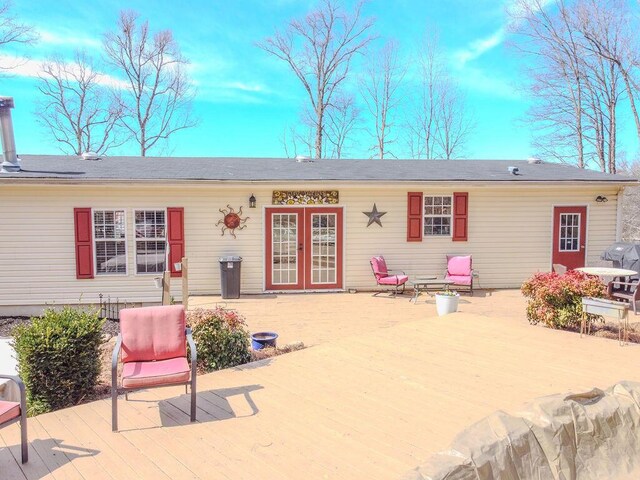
219 256 242 262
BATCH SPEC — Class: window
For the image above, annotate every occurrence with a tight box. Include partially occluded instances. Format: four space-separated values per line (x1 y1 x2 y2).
559 213 580 251
135 210 167 274
94 210 126 274
424 196 452 236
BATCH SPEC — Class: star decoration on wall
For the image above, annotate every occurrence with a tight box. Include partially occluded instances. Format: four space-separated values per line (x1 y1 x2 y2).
363 203 387 227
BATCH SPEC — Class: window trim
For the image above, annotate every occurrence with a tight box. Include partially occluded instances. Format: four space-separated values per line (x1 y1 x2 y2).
92 208 128 276
423 194 453 237
133 208 168 275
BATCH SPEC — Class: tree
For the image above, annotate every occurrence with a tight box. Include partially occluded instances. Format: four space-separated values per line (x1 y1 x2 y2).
103 11 195 156
510 0 637 173
359 40 406 159
621 160 640 241
259 0 375 159
324 93 360 158
36 52 125 155
407 32 472 159
0 1 36 70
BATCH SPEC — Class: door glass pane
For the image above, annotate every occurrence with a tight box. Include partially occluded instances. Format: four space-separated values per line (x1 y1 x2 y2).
310 213 337 285
559 214 580 252
272 214 298 285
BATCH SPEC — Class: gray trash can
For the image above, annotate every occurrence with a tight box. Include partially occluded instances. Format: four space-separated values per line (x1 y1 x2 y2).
219 256 242 299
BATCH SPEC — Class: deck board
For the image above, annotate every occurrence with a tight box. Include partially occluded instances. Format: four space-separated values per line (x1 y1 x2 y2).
2 294 640 479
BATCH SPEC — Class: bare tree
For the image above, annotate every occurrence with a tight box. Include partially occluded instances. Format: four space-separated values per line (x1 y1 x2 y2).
324 93 360 158
259 0 375 159
36 52 125 155
510 0 637 174
103 11 196 156
435 85 472 159
407 31 472 159
359 40 405 159
0 1 36 70
407 33 440 159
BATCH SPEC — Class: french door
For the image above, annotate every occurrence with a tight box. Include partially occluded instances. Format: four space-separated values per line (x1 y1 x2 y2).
552 206 587 270
265 207 343 290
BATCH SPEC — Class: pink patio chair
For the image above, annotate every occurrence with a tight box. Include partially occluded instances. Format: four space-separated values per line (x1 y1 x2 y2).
112 305 197 432
445 255 474 295
370 256 409 296
0 374 27 463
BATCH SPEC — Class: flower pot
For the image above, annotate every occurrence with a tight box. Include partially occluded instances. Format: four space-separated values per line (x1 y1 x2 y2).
435 293 460 316
251 332 278 350
153 277 163 289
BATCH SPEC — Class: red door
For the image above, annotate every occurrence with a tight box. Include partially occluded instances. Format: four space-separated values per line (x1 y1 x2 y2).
552 206 587 270
266 207 343 290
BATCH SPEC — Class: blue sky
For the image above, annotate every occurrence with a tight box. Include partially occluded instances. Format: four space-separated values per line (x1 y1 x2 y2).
2 0 636 160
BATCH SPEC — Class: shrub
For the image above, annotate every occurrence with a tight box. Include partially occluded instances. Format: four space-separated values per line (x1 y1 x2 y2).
186 307 251 372
12 307 104 416
521 270 607 329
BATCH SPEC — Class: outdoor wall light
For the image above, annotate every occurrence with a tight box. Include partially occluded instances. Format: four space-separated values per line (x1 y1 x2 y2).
249 194 256 208
595 195 608 203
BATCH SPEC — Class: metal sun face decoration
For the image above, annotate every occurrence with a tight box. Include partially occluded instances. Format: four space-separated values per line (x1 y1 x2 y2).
216 205 249 238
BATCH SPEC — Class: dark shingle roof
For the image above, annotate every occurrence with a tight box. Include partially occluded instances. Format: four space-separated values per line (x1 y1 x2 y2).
0 155 634 183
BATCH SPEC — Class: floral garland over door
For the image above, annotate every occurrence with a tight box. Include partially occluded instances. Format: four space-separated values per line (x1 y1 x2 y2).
272 190 339 205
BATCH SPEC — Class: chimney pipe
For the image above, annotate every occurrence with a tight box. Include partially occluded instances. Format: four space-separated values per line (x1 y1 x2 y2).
0 96 19 173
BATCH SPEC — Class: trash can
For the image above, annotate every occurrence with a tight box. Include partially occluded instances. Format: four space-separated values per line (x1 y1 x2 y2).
219 256 242 299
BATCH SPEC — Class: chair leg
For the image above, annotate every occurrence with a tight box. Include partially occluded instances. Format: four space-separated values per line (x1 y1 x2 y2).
111 383 118 432
20 410 28 463
190 379 197 423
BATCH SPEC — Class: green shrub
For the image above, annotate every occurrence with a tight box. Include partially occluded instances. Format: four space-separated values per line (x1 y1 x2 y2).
12 307 104 416
521 270 607 329
187 307 251 372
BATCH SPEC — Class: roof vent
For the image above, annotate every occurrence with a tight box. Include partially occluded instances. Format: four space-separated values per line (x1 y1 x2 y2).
295 155 312 163
0 96 19 173
508 166 520 175
527 157 542 164
81 151 101 161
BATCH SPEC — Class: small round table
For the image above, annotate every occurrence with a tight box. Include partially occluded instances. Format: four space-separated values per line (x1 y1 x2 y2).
575 267 638 277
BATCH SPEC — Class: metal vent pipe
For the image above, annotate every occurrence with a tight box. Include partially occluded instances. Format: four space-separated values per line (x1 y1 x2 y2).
0 96 19 173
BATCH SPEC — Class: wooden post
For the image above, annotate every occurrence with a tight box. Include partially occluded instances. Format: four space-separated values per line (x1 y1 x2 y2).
181 256 189 310
162 271 171 305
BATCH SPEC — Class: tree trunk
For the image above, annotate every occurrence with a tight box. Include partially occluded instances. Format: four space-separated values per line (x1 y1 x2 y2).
315 105 324 159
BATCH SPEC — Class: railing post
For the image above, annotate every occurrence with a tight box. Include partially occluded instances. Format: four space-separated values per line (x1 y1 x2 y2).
182 256 189 310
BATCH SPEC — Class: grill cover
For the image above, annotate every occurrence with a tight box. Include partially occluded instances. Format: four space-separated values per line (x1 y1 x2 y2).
601 243 640 280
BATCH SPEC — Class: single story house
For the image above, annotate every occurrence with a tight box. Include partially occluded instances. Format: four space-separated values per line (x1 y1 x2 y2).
0 153 635 315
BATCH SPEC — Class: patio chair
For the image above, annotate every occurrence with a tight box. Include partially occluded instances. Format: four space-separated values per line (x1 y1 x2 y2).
552 264 567 275
370 256 409 296
112 305 197 432
445 255 474 295
0 374 27 463
608 279 639 315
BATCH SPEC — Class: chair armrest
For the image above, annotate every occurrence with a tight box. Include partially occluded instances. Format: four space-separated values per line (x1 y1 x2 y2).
186 328 197 366
609 281 638 288
0 374 25 398
111 334 122 387
387 270 406 275
0 374 26 412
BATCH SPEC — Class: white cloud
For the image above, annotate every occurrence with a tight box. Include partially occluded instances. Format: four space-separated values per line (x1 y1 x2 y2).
456 64 521 100
454 27 505 68
37 28 102 49
0 54 126 89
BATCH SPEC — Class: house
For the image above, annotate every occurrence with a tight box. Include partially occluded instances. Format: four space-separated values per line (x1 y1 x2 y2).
0 152 635 315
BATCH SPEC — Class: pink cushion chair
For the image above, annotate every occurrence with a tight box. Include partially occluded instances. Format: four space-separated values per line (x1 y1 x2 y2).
0 375 27 463
445 255 474 294
112 305 197 432
370 256 409 296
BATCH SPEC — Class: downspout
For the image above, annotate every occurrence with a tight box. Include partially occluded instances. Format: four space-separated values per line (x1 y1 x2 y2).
616 186 625 242
0 96 19 173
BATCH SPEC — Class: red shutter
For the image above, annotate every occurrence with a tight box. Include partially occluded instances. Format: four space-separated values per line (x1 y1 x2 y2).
74 208 94 279
407 192 423 242
452 192 469 241
167 207 184 278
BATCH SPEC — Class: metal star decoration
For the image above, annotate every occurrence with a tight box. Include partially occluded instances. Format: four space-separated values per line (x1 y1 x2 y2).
363 203 387 227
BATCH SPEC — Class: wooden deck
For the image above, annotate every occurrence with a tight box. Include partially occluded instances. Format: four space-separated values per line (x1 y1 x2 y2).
2 295 640 479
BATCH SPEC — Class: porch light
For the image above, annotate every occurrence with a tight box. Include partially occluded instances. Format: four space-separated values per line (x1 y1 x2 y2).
595 195 608 203
249 194 256 208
